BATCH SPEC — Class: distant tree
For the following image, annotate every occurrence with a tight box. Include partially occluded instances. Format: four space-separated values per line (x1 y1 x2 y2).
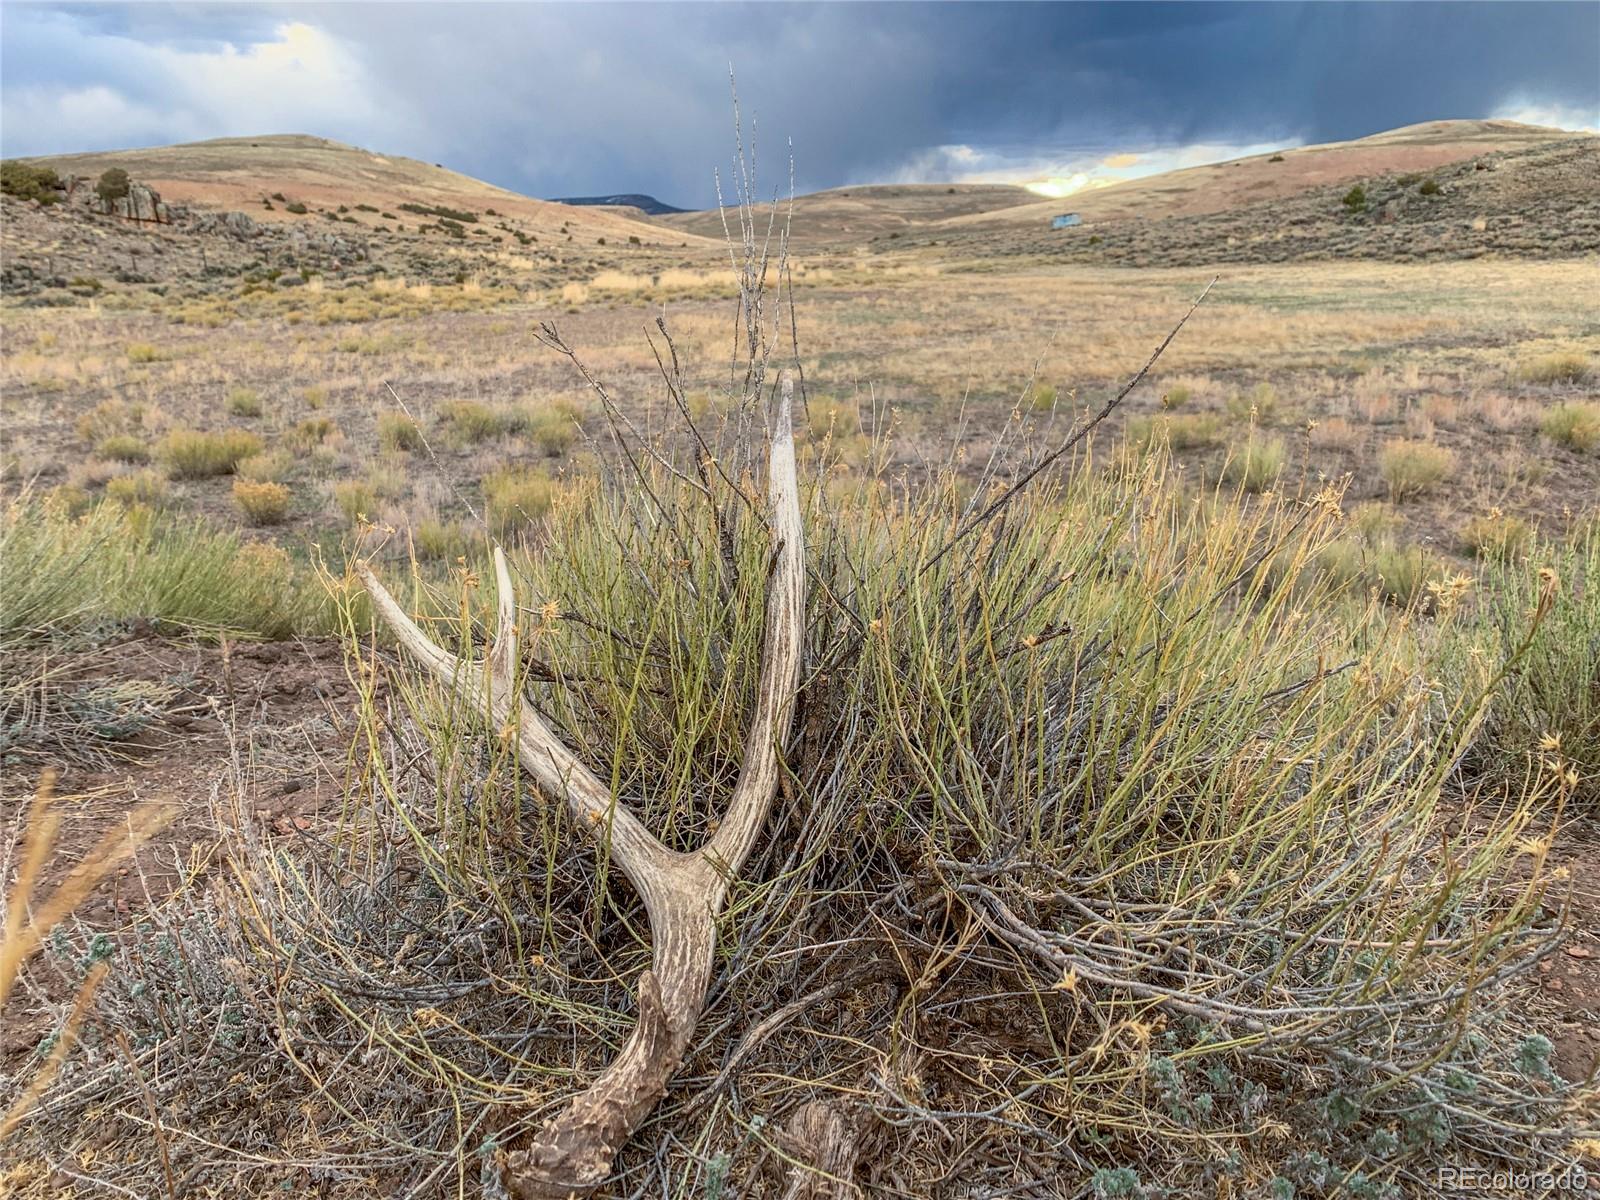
1 160 64 203
1342 184 1368 213
95 168 131 204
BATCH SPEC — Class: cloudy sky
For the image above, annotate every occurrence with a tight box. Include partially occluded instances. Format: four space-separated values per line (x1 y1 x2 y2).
3 2 1596 207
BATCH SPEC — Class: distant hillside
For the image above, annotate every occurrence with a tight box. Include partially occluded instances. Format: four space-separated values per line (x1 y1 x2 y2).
943 119 1585 233
22 134 704 246
658 182 1037 247
661 119 1585 252
554 194 687 216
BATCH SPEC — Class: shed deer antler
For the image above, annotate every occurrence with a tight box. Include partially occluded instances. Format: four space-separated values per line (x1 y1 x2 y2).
355 377 805 1198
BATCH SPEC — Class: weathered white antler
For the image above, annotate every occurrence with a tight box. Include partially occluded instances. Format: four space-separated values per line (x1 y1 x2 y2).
356 375 804 1198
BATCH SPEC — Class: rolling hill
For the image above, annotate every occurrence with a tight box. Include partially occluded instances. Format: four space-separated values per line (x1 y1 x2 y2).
23 134 699 246
657 119 1590 253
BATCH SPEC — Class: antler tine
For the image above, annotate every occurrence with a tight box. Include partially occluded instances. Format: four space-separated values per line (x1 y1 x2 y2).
704 371 804 873
354 564 486 695
490 546 521 685
357 560 664 880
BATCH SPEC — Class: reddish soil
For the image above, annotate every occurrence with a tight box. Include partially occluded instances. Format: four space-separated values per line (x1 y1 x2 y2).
1 635 359 1063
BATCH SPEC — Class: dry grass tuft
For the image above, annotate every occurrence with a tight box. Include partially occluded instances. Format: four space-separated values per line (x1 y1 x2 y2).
1379 438 1454 499
232 478 292 525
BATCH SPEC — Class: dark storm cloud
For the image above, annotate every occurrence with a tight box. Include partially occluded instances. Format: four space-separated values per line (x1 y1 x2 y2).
3 3 1595 206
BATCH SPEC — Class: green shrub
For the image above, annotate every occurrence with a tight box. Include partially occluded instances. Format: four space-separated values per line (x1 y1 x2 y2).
77 400 145 444
1 160 64 204
1419 178 1441 196
529 406 578 456
1458 511 1532 559
158 429 263 479
1342 184 1368 212
1026 382 1058 412
484 466 555 534
441 400 511 444
232 479 292 526
104 469 168 508
1373 542 1444 608
286 416 338 451
1521 352 1591 385
285 201 308 215
94 435 150 464
332 480 380 524
1127 413 1224 452
95 168 130 204
377 411 426 452
0 498 332 645
1223 436 1286 492
235 451 294 484
413 518 475 562
1539 403 1600 452
1226 382 1279 423
1454 525 1600 806
1379 439 1453 499
225 387 263 417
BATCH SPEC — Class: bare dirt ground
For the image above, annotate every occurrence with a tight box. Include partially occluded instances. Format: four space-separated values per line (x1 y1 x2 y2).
2 637 357 1065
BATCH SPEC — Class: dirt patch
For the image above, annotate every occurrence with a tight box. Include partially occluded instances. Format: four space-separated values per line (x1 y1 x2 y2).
2 634 360 1064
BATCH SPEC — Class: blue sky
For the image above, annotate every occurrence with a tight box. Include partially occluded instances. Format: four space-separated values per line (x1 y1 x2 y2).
3 2 1596 206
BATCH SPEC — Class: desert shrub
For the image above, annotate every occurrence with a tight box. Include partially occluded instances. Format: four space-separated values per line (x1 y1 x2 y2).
1026 382 1058 411
1222 435 1286 492
1373 541 1445 608
0 498 331 646
302 385 329 409
1 160 63 203
529 405 578 456
77 399 145 444
441 399 510 444
1418 177 1441 196
94 167 130 204
1539 402 1600 452
412 517 475 562
484 465 554 534
1161 383 1192 408
286 416 338 450
377 411 426 452
157 429 263 479
232 479 292 525
225 387 262 417
1342 183 1368 212
1225 381 1279 424
1450 524 1600 806
125 342 163 364
1379 439 1453 499
331 480 380 525
1458 510 1532 559
93 435 150 463
1520 352 1590 385
1128 412 1223 452
104 469 168 508
285 201 308 215
235 451 294 484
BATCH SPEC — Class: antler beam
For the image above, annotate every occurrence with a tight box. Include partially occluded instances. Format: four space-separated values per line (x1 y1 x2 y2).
355 376 805 1198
